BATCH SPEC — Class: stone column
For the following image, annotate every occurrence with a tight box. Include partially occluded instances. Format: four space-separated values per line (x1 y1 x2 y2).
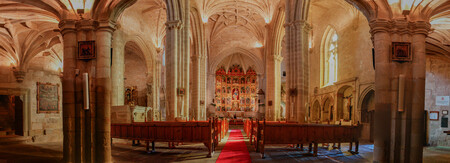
111 30 125 106
191 55 207 120
285 20 311 123
165 0 190 121
95 21 115 163
198 55 207 120
165 20 180 121
265 55 283 121
59 20 77 163
370 19 430 163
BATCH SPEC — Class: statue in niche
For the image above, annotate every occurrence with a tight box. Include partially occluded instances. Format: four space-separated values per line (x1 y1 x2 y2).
125 86 138 106
232 88 239 100
343 95 353 120
232 102 239 111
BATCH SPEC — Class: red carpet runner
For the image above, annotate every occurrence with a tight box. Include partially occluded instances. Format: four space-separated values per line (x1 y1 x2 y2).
216 129 251 163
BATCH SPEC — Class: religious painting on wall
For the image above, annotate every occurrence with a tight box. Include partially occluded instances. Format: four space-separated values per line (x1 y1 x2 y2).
78 41 96 59
125 86 138 106
392 42 412 62
37 82 59 113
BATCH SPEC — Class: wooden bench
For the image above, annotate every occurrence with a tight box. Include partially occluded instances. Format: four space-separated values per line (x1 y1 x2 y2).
111 120 215 157
250 119 361 158
213 118 229 146
229 119 244 125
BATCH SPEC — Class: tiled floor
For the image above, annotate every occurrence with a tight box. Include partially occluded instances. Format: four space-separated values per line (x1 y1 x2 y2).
0 128 449 163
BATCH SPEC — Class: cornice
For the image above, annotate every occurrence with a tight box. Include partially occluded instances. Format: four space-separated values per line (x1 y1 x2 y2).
369 19 431 36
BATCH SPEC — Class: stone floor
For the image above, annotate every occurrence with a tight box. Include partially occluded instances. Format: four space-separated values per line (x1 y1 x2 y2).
0 127 449 163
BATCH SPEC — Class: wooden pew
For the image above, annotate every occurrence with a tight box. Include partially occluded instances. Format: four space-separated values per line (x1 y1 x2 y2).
213 118 229 146
111 120 215 157
254 119 361 158
229 119 244 125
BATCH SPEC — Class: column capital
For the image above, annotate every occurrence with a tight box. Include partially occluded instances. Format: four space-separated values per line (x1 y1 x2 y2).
58 20 77 36
285 20 311 32
272 55 283 62
369 19 431 36
76 19 97 31
166 20 182 30
97 20 117 33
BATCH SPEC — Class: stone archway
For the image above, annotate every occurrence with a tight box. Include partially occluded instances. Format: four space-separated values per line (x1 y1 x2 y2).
124 41 149 106
360 89 375 142
322 97 333 122
312 100 321 122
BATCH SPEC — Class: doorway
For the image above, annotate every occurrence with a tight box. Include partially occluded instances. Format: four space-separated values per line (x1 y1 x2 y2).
0 95 23 136
361 90 374 142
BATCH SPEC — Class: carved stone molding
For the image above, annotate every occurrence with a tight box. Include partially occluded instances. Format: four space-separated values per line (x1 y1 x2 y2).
273 55 283 62
166 20 182 30
58 20 77 36
369 19 431 36
13 70 26 83
285 20 312 32
97 20 117 33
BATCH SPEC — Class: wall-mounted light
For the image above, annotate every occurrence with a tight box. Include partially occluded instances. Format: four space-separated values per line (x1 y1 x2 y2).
254 42 263 48
202 16 209 23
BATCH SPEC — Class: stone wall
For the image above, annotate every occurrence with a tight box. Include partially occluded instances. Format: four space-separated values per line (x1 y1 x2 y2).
425 57 450 146
308 4 374 125
124 52 148 106
0 64 62 143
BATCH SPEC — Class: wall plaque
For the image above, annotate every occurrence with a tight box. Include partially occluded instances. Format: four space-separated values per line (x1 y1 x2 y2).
78 41 96 59
436 96 449 106
37 82 59 113
392 42 412 62
429 111 439 121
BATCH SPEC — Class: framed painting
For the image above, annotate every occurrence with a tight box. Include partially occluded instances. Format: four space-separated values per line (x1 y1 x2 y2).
392 42 412 62
177 88 185 96
37 82 59 113
78 41 96 59
429 111 439 121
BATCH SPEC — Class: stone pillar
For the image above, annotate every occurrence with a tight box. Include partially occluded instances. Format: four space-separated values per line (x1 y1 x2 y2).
95 21 115 163
370 19 430 163
111 30 125 106
59 20 77 163
265 55 283 121
165 20 180 121
191 55 207 120
285 20 311 123
165 0 190 121
154 58 162 117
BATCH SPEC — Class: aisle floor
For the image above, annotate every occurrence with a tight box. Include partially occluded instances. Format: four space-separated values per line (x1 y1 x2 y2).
0 127 448 162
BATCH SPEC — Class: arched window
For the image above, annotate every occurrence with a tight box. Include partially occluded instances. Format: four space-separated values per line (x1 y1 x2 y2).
320 26 338 87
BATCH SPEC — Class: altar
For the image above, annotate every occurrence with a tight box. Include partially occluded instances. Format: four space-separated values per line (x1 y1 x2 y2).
214 65 258 118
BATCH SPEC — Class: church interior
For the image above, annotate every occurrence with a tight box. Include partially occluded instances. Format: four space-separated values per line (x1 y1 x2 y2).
0 0 449 162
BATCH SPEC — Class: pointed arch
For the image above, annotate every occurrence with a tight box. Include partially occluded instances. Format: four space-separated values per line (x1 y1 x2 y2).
320 26 338 87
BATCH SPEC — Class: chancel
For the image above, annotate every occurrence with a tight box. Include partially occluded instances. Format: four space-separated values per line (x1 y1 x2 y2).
0 0 448 163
